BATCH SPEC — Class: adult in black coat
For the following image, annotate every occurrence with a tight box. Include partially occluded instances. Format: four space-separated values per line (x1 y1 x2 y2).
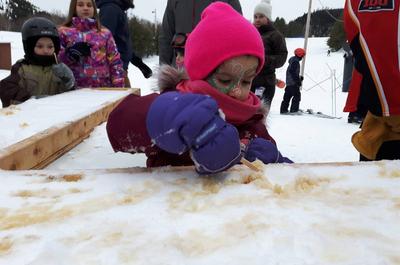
158 0 242 66
96 0 152 86
251 0 287 107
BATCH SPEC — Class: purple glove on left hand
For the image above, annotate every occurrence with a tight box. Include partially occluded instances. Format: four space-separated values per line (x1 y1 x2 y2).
244 138 293 164
146 92 242 174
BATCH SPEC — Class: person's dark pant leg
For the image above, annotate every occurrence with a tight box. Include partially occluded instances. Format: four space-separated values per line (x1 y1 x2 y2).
251 74 276 105
290 85 301 112
360 140 400 161
280 86 294 113
261 84 276 106
250 75 263 94
376 140 400 160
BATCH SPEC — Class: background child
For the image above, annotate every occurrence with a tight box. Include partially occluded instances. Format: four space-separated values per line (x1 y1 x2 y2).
0 17 74 108
58 0 124 88
158 0 242 65
171 33 188 69
280 48 305 114
106 2 291 174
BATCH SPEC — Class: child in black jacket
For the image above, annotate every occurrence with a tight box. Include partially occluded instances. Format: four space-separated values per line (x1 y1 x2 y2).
0 17 74 108
280 48 305 114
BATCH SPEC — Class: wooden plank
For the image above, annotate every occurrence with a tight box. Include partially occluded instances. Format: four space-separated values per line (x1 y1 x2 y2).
0 42 12 70
0 88 140 170
93 87 133 91
32 130 92 169
100 161 360 175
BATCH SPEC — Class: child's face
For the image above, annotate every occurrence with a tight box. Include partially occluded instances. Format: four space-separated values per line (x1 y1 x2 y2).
207 56 258 101
34 37 55 56
76 0 94 19
175 50 184 68
253 13 269 28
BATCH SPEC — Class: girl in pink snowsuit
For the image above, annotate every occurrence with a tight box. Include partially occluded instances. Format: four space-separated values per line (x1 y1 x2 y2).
58 0 124 88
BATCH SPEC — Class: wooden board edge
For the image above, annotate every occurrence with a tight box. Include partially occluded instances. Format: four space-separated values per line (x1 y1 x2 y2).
0 97 125 170
2 160 395 178
32 129 93 170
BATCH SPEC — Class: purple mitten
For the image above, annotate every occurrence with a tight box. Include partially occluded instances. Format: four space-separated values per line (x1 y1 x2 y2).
146 92 242 174
244 138 293 164
190 121 242 174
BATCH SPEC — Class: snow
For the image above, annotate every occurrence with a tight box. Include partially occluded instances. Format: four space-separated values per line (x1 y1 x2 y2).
1 31 399 264
1 161 400 264
0 89 132 149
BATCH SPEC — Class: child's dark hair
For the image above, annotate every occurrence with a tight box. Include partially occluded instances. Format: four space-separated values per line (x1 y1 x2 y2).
63 0 102 31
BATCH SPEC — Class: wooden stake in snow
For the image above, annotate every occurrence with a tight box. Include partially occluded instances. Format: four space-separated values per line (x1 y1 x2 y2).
53 53 58 64
240 158 261 172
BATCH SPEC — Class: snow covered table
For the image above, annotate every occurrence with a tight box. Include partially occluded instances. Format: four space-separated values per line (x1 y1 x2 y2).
0 88 138 170
0 161 399 264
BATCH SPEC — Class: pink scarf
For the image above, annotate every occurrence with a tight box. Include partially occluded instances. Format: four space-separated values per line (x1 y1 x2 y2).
176 80 261 125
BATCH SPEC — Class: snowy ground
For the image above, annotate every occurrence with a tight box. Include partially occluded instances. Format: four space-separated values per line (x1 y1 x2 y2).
0 89 132 150
2 31 398 265
1 161 400 265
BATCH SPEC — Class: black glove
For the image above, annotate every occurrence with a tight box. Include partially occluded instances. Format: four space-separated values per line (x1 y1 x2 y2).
66 42 91 63
131 54 153 79
298 75 304 86
52 63 75 90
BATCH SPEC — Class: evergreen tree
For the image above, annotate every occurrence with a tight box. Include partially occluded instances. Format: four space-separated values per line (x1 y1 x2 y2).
34 10 65 25
5 0 38 20
129 16 158 57
285 8 343 38
4 0 38 31
327 19 345 51
0 13 8 30
287 21 304 37
274 17 287 36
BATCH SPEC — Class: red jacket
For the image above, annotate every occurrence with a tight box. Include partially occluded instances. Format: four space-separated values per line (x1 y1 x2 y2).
344 0 400 116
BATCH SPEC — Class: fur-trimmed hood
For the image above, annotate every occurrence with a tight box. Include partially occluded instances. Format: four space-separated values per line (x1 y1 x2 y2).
157 64 189 93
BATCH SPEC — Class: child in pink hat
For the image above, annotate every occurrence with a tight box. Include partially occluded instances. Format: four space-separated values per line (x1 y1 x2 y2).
107 2 292 174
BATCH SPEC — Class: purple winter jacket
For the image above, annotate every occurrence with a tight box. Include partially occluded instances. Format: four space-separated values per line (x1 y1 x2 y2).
58 17 124 88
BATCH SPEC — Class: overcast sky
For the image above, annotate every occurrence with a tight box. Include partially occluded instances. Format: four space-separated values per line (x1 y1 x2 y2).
30 0 344 23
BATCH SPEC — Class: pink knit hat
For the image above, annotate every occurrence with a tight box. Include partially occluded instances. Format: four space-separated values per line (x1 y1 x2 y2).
184 2 265 81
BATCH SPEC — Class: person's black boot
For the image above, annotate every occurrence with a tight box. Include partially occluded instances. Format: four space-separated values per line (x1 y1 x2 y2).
131 54 153 79
137 62 153 78
348 114 363 124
